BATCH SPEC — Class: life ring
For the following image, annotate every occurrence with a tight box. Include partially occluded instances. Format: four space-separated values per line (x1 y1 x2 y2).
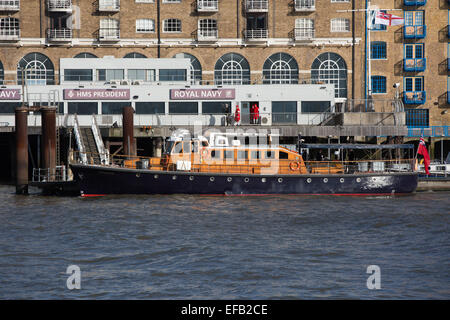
289 162 300 171
201 148 210 158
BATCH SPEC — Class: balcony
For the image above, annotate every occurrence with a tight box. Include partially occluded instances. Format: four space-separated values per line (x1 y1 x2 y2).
403 91 426 104
197 29 218 42
98 28 120 41
98 0 120 12
47 28 72 42
47 0 72 12
404 25 426 39
403 0 426 5
0 0 20 11
197 0 218 12
403 58 426 72
294 0 315 12
294 27 314 41
0 27 20 41
246 0 268 12
244 29 268 41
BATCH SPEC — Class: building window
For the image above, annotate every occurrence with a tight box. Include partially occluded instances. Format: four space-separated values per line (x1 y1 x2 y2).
102 102 130 115
331 18 350 32
311 52 347 98
405 10 424 26
172 53 202 84
64 69 93 82
159 69 186 81
294 18 315 40
198 19 218 38
301 101 331 113
74 52 97 58
404 43 424 59
371 41 386 59
406 109 429 128
163 19 181 33
371 10 386 31
128 69 155 81
263 53 299 84
214 53 250 85
0 17 20 37
135 102 165 114
99 18 119 39
371 76 386 94
17 52 55 85
404 76 424 92
136 0 154 3
124 52 147 58
136 19 155 33
169 102 198 114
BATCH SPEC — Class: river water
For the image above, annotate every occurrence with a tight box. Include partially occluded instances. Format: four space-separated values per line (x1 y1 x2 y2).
0 185 448 299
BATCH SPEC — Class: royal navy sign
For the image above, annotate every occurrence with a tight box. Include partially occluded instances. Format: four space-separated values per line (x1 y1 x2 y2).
170 89 235 100
0 89 21 100
64 89 130 100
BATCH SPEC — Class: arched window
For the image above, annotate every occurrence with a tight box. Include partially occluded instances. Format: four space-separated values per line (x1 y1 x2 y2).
214 53 250 85
74 52 97 58
0 60 4 85
17 52 54 85
124 52 147 58
172 53 202 84
263 53 298 84
311 52 347 98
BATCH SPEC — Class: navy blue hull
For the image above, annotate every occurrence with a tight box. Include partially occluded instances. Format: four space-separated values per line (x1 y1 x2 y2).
70 164 418 196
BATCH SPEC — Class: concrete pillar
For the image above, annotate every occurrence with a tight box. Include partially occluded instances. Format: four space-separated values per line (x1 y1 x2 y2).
41 107 57 175
122 106 135 157
15 107 28 195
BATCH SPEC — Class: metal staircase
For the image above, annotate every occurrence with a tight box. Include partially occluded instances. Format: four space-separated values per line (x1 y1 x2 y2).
73 114 109 165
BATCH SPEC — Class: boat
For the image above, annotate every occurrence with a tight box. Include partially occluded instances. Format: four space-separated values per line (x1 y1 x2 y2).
69 130 419 196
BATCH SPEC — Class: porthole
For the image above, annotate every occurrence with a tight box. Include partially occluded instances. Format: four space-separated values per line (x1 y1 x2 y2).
154 174 159 179
244 177 249 183
136 173 141 178
189 176 194 181
356 178 361 183
278 178 283 183
261 178 266 183
306 178 312 183
340 178 345 183
227 177 232 182
210 177 215 182
172 176 177 180
323 178 328 183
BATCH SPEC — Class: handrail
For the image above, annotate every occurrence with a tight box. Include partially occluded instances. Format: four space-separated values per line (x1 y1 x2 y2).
92 115 109 165
73 114 88 164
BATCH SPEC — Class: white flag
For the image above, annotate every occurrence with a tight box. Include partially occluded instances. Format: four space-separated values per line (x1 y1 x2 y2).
375 11 404 26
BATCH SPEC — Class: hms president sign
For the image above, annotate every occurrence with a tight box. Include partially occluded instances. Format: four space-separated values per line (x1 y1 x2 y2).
64 89 130 100
170 89 235 100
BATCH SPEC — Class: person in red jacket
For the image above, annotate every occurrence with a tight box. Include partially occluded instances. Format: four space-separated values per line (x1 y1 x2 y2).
250 104 255 124
234 105 240 125
254 104 259 124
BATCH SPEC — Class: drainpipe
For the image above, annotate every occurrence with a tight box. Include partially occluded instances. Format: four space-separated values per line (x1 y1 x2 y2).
157 0 161 58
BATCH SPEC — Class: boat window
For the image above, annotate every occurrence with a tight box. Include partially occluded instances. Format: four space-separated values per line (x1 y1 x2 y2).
210 150 221 160
279 151 289 159
183 141 191 154
201 140 209 147
164 141 175 154
193 142 199 153
251 151 260 159
172 142 182 154
224 150 234 159
265 151 275 159
237 150 248 160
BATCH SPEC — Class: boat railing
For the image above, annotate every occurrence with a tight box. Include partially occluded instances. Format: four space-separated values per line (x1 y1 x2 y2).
32 166 67 182
70 151 415 175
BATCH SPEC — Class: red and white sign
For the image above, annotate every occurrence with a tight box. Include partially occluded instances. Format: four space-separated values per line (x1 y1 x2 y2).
170 89 235 100
64 89 130 100
374 11 404 26
0 89 21 100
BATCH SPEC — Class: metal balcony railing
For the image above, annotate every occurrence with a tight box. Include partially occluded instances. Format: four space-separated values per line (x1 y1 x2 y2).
403 0 426 6
47 0 72 11
197 29 218 41
403 58 426 72
98 0 120 11
246 0 268 12
244 29 268 40
294 0 315 11
294 27 315 40
0 27 20 40
404 25 426 39
47 28 72 41
98 28 120 40
403 91 426 104
197 0 218 11
0 0 20 10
